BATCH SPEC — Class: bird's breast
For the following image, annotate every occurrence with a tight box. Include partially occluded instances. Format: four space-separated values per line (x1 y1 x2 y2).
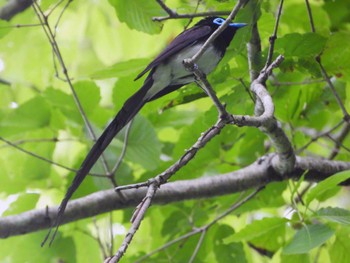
145 43 223 100
170 43 223 83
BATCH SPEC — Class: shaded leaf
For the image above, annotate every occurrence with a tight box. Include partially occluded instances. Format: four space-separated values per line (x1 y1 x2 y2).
276 33 327 58
226 217 287 245
316 207 350 225
283 224 334 255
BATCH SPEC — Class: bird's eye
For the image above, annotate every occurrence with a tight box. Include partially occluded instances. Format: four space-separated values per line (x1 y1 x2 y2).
213 18 225 25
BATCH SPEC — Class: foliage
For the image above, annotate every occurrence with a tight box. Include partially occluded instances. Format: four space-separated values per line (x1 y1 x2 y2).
0 0 350 262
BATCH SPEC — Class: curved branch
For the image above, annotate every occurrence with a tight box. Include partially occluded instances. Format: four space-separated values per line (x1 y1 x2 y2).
1 155 349 239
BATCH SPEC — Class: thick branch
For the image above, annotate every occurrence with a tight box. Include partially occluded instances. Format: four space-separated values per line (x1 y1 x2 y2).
1 155 349 239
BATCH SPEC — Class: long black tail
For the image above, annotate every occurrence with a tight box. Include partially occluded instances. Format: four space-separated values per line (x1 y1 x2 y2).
42 78 153 246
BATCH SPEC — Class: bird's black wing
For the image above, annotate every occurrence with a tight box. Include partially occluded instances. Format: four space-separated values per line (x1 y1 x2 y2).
134 25 212 80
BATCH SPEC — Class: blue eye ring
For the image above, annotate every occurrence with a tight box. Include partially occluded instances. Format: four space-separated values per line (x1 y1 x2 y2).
213 17 225 25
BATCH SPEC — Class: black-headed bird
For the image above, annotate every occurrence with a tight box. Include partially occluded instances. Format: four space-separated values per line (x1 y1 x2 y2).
42 16 247 245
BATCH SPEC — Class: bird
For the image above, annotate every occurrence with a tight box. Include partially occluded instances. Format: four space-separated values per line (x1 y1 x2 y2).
42 16 247 246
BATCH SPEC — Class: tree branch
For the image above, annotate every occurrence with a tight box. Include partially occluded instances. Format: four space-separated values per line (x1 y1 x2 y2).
1 155 349 239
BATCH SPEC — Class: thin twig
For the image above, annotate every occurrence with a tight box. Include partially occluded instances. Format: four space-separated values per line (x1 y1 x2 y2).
328 122 350 159
155 0 177 16
93 217 108 259
327 133 350 156
44 0 65 18
136 230 202 263
264 0 284 68
270 77 325 87
0 136 106 176
77 227 108 259
111 120 133 176
304 0 315 33
316 60 349 120
108 212 114 257
184 0 203 30
153 8 231 22
296 121 344 154
0 23 43 29
0 137 62 148
0 136 77 173
189 230 206 263
53 0 72 34
238 78 255 102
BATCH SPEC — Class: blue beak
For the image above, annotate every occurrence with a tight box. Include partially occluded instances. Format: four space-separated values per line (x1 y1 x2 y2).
229 23 248 28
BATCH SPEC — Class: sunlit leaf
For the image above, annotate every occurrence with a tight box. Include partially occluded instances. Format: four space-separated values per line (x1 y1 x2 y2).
305 171 350 205
91 58 150 79
108 0 164 34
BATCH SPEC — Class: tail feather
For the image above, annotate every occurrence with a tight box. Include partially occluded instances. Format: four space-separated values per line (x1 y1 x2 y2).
42 78 153 246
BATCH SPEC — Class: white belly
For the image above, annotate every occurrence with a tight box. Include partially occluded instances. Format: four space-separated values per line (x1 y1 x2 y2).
146 43 222 99
169 43 222 83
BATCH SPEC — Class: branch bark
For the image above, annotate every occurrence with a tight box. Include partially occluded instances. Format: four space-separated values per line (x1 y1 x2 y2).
1 155 349 239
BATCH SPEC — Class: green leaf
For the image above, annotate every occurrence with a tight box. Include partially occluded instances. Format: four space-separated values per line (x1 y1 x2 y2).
116 115 161 170
316 207 350 225
305 171 350 205
282 224 335 255
276 33 327 58
215 242 247 263
0 232 76 262
74 81 101 116
280 253 311 263
0 20 12 39
171 110 221 178
112 76 142 112
108 0 164 34
2 193 39 216
226 217 287 244
91 58 150 79
322 1 350 29
161 210 189 238
330 228 350 263
322 32 350 77
214 224 247 262
0 96 51 136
